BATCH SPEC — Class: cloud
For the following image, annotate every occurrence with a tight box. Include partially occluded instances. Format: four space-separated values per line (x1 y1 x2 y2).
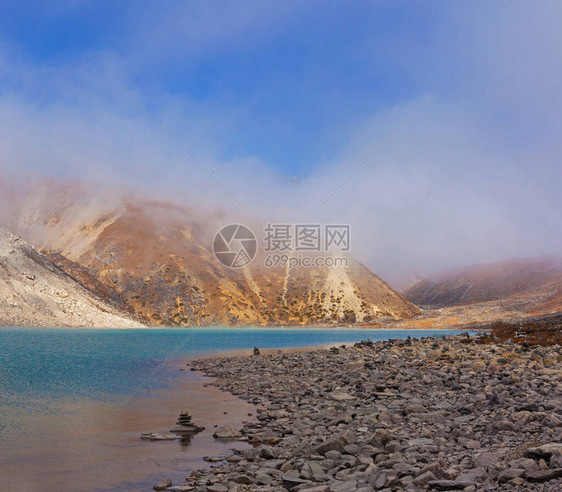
0 1 561 285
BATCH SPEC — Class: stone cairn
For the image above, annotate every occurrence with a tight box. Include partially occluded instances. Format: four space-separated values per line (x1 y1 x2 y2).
170 410 205 435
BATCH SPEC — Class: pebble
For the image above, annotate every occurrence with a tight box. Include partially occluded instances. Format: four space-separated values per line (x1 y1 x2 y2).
156 334 562 491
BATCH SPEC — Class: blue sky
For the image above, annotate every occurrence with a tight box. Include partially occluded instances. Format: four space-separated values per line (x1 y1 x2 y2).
2 1 454 175
1 1 556 175
1 1 561 280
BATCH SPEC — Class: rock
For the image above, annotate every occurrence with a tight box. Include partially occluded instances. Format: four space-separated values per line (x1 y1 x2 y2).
551 454 562 468
301 461 329 482
427 480 476 490
206 485 228 492
255 473 273 485
510 477 525 486
315 439 345 456
413 471 436 486
232 475 253 484
525 468 562 482
169 425 204 435
154 478 172 490
325 450 342 461
329 480 359 492
496 419 515 432
329 391 355 401
170 410 205 435
260 446 277 459
367 471 387 489
464 439 480 450
174 336 562 491
456 467 486 482
141 433 179 441
282 475 311 490
408 438 434 446
212 425 239 439
343 444 360 456
497 468 525 483
524 443 562 460
473 451 505 468
418 463 445 480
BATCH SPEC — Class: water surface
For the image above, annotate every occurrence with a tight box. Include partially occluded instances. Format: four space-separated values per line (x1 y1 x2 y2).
0 327 463 490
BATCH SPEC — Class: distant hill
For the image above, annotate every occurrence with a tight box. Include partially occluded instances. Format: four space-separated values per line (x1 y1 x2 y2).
0 179 420 326
404 257 562 315
0 226 143 327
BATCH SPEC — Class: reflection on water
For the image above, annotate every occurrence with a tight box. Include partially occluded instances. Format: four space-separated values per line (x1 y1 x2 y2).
1 367 254 491
178 433 195 448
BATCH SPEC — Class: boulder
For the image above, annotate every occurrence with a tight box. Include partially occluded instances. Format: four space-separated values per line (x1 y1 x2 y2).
212 425 239 439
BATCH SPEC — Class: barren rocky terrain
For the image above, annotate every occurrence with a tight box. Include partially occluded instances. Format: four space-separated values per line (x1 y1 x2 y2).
368 297 558 332
0 179 419 326
157 333 562 491
404 258 562 315
0 226 143 327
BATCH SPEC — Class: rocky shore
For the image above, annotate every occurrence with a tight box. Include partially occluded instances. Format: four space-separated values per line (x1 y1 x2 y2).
161 334 562 491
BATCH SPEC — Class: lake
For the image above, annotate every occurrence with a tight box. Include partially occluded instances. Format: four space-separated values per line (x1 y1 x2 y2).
0 328 463 490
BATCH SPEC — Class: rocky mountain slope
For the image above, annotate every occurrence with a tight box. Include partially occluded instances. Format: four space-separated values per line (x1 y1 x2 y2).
0 180 419 326
0 226 144 327
404 258 562 314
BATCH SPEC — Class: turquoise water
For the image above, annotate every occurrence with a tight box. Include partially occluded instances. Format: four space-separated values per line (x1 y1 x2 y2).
0 328 462 491
0 328 460 404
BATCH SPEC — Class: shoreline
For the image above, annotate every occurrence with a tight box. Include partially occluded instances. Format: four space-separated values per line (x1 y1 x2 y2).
0 324 472 331
158 333 561 491
177 328 466 364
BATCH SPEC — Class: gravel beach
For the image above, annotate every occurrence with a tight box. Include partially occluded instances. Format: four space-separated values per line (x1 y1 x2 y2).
159 334 562 491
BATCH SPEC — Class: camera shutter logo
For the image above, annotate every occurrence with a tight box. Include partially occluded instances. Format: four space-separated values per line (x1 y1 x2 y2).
213 224 257 268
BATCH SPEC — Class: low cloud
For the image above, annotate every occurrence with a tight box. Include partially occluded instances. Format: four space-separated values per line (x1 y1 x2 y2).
1 1 561 286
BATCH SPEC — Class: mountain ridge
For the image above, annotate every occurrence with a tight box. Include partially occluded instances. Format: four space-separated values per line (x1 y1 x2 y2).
0 180 420 326
404 257 562 315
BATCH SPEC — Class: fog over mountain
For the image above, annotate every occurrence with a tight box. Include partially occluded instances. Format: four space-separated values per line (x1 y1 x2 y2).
1 1 561 285
0 181 420 326
404 257 562 314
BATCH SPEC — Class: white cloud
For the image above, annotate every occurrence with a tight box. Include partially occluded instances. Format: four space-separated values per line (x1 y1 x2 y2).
1 1 561 285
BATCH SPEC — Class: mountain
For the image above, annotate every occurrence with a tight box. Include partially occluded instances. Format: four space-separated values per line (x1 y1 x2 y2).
404 257 562 315
0 179 420 326
0 226 144 327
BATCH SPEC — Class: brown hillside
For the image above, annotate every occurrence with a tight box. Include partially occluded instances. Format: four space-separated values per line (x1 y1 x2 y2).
404 258 562 315
0 180 419 326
